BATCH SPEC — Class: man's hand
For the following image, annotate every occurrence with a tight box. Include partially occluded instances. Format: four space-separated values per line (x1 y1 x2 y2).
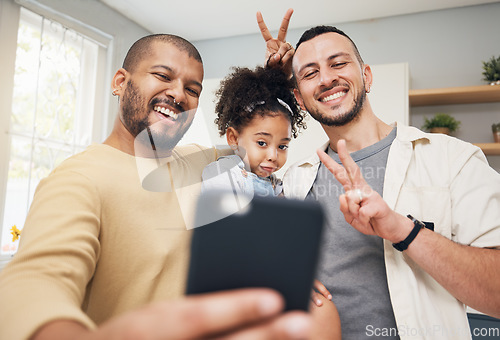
317 140 412 244
256 8 295 75
318 140 500 319
33 289 311 340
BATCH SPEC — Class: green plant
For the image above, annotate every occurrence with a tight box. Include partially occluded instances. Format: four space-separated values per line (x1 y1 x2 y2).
422 113 461 132
493 123 500 133
482 55 500 83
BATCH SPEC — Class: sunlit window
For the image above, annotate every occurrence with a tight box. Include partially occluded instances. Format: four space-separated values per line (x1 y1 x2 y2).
1 8 99 254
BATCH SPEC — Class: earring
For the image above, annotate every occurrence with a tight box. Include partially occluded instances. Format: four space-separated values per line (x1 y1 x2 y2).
230 144 238 151
112 89 118 96
366 85 371 94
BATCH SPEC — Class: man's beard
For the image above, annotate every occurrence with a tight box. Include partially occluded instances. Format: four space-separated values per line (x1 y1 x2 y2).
306 85 366 127
121 79 194 155
144 118 193 154
121 79 149 138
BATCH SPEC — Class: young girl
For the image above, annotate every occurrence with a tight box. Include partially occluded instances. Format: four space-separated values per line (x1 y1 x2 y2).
201 66 305 197
201 66 341 339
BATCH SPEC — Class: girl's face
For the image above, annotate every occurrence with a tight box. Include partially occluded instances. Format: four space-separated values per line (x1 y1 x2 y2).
227 113 292 178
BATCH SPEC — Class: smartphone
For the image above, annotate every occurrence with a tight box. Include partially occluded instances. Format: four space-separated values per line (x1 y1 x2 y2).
186 191 324 311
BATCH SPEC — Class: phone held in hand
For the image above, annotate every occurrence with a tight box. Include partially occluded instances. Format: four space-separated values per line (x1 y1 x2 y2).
186 191 324 311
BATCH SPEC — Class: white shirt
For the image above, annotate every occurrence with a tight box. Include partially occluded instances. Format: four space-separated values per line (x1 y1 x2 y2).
283 123 500 339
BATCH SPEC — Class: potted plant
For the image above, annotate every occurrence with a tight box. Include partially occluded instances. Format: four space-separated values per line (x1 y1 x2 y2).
482 55 500 85
422 113 461 135
493 123 500 143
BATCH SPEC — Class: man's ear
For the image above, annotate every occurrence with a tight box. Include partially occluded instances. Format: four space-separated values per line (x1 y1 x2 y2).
226 127 239 150
362 64 373 93
294 88 306 111
111 68 127 96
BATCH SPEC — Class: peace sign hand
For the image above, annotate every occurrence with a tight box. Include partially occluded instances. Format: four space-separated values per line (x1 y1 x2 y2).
317 140 410 243
256 8 295 75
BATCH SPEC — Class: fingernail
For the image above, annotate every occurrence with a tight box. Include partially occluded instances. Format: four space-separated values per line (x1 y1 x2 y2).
316 299 322 306
328 294 332 300
285 315 311 339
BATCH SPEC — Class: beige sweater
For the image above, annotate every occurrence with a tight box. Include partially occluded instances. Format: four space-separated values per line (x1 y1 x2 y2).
0 143 219 340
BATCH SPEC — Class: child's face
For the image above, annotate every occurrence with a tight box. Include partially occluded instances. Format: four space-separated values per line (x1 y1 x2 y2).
228 113 292 178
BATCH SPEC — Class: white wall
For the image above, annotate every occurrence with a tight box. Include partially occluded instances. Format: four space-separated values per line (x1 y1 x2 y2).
180 63 409 177
2 0 499 166
193 3 500 171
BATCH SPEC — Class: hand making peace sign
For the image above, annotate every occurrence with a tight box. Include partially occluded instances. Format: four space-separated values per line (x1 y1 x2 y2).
317 140 411 244
256 8 295 75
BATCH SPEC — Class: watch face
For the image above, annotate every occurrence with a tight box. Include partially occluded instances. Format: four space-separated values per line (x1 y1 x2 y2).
408 215 425 228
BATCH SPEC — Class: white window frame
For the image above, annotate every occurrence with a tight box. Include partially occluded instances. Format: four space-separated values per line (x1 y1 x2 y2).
0 0 114 268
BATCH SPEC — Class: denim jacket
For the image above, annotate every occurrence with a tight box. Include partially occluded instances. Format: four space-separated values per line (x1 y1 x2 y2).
202 155 282 198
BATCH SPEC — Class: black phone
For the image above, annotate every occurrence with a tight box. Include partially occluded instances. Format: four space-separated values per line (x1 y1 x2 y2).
186 191 324 311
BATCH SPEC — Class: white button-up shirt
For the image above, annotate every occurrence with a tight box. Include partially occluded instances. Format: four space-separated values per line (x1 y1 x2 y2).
283 123 500 339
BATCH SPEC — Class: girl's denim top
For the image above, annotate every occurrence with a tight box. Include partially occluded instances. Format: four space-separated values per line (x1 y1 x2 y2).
201 155 282 197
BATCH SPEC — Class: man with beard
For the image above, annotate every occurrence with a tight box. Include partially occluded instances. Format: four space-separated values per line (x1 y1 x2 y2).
258 10 500 339
0 34 312 340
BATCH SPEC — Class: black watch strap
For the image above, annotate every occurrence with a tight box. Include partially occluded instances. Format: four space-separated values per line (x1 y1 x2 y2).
392 215 425 252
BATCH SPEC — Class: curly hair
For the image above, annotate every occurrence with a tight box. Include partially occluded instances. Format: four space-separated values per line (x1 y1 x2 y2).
214 66 305 138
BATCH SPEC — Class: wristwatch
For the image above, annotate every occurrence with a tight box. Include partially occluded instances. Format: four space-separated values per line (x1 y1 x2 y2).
392 215 426 252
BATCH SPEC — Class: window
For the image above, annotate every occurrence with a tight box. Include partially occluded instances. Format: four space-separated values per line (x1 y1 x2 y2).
0 7 102 255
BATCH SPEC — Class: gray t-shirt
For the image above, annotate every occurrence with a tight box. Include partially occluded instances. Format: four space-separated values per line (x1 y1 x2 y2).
307 128 399 339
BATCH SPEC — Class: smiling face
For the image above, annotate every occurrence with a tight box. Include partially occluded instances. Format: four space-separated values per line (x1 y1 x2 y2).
115 41 203 153
292 32 372 127
227 113 292 178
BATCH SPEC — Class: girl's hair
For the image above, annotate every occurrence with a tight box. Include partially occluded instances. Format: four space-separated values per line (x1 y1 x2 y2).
214 66 305 138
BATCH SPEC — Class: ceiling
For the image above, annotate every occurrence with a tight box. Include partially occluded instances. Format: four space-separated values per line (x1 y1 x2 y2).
99 0 499 41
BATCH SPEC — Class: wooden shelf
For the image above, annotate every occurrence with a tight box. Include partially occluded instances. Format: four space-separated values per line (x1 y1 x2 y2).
409 85 500 156
473 143 500 156
409 85 500 106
